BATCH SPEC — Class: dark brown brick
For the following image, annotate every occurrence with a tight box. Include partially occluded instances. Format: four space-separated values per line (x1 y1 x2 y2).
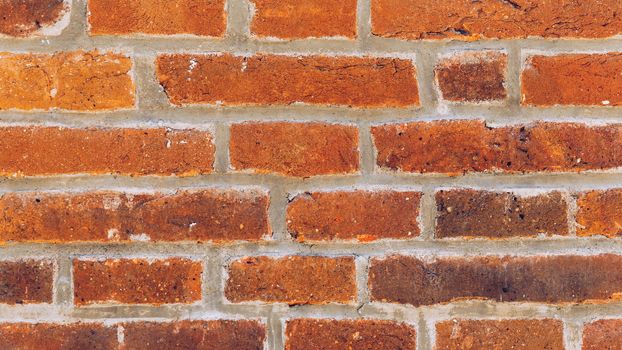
122 320 266 350
577 189 622 237
73 258 202 305
0 260 53 304
435 189 568 238
369 254 622 306
225 256 356 305
435 51 507 103
0 0 69 37
0 323 117 350
285 319 416 350
0 189 270 243
583 319 622 350
436 319 564 350
372 120 622 175
287 190 421 242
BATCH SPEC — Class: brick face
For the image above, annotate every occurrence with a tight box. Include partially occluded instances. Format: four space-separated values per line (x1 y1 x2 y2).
0 0 69 37
583 320 622 350
0 323 118 350
225 256 356 305
88 0 226 36
156 54 419 108
73 258 202 305
0 189 269 243
577 189 622 237
0 260 54 304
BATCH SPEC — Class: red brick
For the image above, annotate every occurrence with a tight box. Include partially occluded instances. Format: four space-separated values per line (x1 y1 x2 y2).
436 189 568 238
287 190 421 242
435 51 507 103
285 319 416 350
0 0 69 37
372 120 622 175
250 0 356 39
522 54 622 106
0 189 269 243
0 51 134 111
435 319 564 350
121 320 266 350
0 260 53 304
230 122 359 177
369 254 622 306
88 0 226 36
371 0 622 40
577 189 622 237
73 258 202 305
583 319 622 350
0 323 117 350
0 126 214 176
225 256 356 305
156 54 419 108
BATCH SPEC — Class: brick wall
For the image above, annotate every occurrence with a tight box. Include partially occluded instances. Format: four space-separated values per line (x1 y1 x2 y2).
1 0 622 349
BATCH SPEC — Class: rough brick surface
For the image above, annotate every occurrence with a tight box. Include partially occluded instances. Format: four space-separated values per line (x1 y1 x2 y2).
435 319 564 350
0 0 69 37
369 254 622 306
373 120 622 175
0 189 269 243
522 54 622 106
0 260 53 304
577 189 622 237
583 319 622 350
0 126 214 176
371 0 622 40
156 54 419 108
435 51 507 103
225 256 356 305
73 258 202 305
122 320 266 350
0 323 118 350
435 189 568 238
88 0 226 36
285 319 416 350
230 122 359 177
250 0 357 39
0 51 134 111
287 190 421 242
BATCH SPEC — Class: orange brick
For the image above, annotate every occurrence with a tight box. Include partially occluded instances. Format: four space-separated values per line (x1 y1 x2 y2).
225 256 356 305
156 54 419 108
250 0 357 39
0 260 53 304
0 189 269 243
0 0 69 37
0 323 118 349
583 319 622 350
73 258 202 305
577 189 622 237
230 122 359 177
88 0 226 36
0 126 214 176
0 51 134 111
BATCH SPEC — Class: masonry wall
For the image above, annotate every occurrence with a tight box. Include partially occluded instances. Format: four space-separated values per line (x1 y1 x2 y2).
1 0 622 349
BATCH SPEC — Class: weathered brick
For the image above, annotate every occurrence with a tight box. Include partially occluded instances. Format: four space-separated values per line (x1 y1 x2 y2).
372 120 622 175
577 189 622 237
88 0 226 36
435 51 507 103
122 320 266 350
435 319 564 350
287 190 421 242
73 258 202 305
369 254 622 306
250 0 356 39
225 256 356 305
0 323 117 350
0 260 53 304
0 0 69 37
0 189 269 243
372 0 622 40
285 319 416 350
156 54 419 108
0 126 214 176
583 319 622 350
230 122 359 177
0 51 134 111
522 54 622 106
436 189 568 238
